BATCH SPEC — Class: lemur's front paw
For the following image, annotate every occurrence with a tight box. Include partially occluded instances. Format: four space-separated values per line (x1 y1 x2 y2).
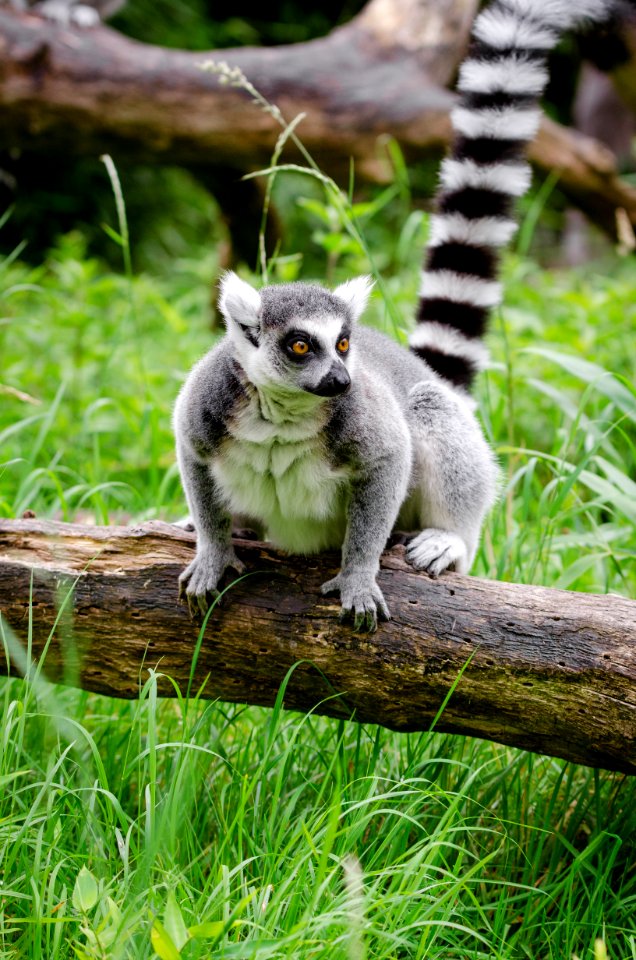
178 547 246 619
406 529 467 577
321 571 390 634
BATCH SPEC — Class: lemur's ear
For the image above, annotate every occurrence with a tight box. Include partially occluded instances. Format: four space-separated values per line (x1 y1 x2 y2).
219 272 261 336
333 275 374 322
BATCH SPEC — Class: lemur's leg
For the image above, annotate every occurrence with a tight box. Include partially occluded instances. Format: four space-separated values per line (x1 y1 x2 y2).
321 451 411 633
176 445 245 617
405 380 497 577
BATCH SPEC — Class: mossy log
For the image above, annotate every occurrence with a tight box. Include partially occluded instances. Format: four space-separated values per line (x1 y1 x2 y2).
1 519 635 775
1 3 636 242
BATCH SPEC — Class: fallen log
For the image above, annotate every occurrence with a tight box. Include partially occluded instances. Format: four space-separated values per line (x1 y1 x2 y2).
1 518 635 774
1 5 636 242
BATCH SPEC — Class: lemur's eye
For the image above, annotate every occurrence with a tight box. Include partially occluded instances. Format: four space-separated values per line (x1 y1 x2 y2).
337 337 349 354
291 340 310 356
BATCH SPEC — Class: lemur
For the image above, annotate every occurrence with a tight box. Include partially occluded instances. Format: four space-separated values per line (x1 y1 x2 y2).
2 0 124 26
174 0 612 632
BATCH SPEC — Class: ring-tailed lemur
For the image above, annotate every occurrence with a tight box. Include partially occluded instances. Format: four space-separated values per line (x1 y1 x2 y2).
174 0 611 632
2 0 124 26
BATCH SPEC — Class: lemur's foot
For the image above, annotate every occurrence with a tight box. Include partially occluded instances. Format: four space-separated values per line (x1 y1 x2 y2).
178 548 246 619
173 515 195 532
321 571 390 634
406 529 467 578
32 1 100 26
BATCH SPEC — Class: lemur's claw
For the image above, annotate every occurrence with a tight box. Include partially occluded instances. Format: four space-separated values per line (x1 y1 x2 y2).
354 608 377 634
178 547 245 620
325 572 390 634
337 605 371 633
196 592 209 618
338 604 384 634
178 585 221 621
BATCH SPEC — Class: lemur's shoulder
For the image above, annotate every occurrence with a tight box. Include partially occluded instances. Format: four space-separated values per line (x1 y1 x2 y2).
355 325 439 401
324 346 415 469
174 339 246 454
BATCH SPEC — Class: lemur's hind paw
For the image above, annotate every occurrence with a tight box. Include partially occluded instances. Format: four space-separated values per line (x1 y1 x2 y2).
406 529 468 578
173 515 195 532
32 0 100 26
321 572 390 634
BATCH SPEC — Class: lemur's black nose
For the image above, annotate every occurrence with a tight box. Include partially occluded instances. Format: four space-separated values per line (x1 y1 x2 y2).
312 364 351 397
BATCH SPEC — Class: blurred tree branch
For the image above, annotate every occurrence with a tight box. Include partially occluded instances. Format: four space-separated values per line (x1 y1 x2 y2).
1 2 636 244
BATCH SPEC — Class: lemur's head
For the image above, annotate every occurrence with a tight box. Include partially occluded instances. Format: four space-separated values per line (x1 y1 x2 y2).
218 272 373 397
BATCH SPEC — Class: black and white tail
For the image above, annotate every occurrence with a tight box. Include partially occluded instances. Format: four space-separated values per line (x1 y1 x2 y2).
410 0 612 389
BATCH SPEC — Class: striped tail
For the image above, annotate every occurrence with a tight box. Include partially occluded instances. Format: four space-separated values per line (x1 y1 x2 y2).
410 0 612 390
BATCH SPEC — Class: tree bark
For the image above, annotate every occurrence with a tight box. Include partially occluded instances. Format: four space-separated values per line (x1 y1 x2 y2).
1 7 636 242
1 518 635 775
579 5 636 116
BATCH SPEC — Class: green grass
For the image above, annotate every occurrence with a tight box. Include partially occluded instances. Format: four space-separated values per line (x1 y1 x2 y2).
0 193 635 957
0 676 635 958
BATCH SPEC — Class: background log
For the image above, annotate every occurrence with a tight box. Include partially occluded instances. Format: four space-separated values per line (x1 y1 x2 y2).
0 518 635 775
1 7 636 242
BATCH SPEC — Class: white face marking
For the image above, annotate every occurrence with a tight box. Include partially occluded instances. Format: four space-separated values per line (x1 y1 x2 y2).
235 342 275 389
290 315 356 382
233 312 353 394
293 315 345 346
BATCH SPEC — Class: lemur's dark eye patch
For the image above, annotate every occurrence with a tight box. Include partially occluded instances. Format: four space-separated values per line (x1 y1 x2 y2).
284 332 315 360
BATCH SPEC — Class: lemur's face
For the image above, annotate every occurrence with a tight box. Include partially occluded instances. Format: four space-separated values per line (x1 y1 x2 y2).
219 273 373 397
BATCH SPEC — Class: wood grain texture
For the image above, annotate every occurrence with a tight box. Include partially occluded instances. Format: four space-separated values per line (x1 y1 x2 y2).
1 5 636 240
1 519 635 774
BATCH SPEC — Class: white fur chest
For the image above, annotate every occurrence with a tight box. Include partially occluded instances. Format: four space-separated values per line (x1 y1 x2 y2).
210 388 349 553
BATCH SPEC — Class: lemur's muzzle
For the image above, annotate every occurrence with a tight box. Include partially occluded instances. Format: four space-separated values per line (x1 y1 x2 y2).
310 363 351 397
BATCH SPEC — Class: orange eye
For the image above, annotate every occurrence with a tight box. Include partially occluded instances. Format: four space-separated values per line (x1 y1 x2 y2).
337 337 349 353
291 340 309 355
